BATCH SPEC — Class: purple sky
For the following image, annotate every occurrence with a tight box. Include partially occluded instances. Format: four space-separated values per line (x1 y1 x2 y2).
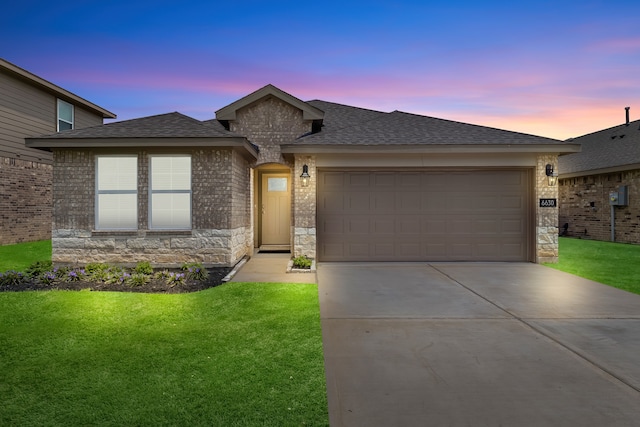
2 0 639 140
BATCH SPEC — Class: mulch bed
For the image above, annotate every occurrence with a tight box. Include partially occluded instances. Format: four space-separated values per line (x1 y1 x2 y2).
0 268 232 294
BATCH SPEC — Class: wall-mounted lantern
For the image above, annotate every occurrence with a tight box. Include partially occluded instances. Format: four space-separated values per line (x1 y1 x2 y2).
545 164 558 186
300 164 311 187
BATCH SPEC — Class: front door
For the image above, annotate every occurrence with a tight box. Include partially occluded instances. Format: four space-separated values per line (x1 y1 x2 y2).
261 173 291 246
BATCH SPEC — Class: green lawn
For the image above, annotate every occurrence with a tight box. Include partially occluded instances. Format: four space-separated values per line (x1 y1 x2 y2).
546 237 640 295
0 282 328 426
0 240 51 271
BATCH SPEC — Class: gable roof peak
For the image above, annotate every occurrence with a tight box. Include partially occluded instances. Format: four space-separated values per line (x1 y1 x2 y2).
215 84 324 121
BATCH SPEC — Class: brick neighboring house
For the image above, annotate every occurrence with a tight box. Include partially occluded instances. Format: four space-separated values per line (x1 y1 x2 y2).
558 110 640 243
0 58 116 245
27 84 579 267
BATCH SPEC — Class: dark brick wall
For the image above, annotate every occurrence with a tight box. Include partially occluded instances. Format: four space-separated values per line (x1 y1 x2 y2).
50 148 252 266
52 150 94 231
230 150 251 229
230 97 312 165
559 169 640 243
192 148 234 229
0 157 52 244
53 148 243 232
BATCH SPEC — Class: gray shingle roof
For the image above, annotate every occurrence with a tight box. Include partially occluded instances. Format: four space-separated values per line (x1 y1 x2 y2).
559 119 640 175
306 100 388 132
299 103 563 145
34 112 241 139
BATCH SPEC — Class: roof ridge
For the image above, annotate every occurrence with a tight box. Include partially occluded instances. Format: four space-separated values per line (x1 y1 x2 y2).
565 118 640 141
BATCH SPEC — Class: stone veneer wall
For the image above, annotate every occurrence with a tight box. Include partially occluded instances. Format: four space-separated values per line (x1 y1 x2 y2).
51 148 251 267
536 154 560 263
292 155 317 258
0 157 52 245
559 169 639 243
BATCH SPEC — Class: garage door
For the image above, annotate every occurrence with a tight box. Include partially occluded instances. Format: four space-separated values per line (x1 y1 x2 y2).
317 170 531 262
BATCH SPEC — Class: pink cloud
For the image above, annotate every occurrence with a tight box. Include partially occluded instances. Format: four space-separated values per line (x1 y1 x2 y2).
588 37 640 52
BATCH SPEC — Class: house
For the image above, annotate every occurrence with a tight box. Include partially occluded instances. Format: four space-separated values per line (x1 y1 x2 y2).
558 108 640 243
26 84 579 266
0 58 116 245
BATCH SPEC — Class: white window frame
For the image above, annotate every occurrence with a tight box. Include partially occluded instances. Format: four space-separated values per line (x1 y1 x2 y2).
57 99 74 131
149 155 192 230
95 155 138 230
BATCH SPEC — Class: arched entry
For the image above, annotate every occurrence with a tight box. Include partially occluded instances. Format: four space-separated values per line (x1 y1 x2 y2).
256 164 291 251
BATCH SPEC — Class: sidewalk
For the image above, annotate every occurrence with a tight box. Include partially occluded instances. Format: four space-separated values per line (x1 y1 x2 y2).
228 251 317 283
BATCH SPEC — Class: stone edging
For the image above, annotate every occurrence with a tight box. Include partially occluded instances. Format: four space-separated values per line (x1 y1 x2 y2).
286 259 316 273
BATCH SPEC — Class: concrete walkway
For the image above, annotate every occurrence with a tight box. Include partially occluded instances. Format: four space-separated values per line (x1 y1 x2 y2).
318 262 640 427
229 251 316 283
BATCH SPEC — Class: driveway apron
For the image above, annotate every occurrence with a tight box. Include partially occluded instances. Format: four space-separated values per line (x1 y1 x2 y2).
318 262 640 427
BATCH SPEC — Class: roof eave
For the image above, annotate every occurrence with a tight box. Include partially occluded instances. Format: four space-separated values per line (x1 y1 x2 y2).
281 143 582 155
0 58 117 119
559 162 640 179
215 84 324 121
25 137 258 160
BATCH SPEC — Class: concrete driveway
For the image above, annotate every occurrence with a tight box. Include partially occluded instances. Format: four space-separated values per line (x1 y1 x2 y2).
318 263 640 427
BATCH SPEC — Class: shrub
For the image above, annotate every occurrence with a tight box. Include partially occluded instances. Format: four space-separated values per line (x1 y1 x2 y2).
105 267 127 285
183 263 208 281
39 271 57 285
53 266 70 279
126 273 150 287
166 272 186 287
0 270 27 287
134 261 154 275
66 269 86 282
25 260 53 278
292 255 312 269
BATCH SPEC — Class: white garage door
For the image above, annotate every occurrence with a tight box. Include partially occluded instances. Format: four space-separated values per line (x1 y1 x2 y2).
317 169 532 262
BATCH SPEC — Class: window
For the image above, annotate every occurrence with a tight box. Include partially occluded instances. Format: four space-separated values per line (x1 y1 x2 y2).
96 156 138 230
57 99 74 131
150 156 191 230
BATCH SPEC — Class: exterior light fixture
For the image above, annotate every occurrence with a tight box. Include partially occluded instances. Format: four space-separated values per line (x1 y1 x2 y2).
300 164 311 187
545 164 558 186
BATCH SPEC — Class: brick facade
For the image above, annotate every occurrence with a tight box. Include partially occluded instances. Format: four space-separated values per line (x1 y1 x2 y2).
229 97 315 255
559 169 640 243
230 97 312 165
51 148 252 267
0 157 52 245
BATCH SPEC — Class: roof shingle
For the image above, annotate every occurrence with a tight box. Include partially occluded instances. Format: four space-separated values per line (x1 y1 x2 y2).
559 119 640 175
34 112 241 139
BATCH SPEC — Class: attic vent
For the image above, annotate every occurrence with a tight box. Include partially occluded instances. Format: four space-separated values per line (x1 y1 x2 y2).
611 135 616 139
619 134 625 138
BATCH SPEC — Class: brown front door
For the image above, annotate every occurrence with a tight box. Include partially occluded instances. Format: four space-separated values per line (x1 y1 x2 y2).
261 173 291 246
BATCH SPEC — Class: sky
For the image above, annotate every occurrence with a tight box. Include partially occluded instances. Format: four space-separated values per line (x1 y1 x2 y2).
2 0 639 140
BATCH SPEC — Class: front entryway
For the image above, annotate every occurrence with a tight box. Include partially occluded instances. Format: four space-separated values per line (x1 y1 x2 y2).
260 171 291 249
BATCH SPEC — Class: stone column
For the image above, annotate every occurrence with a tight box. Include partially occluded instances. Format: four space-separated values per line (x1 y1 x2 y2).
536 154 559 263
292 155 317 258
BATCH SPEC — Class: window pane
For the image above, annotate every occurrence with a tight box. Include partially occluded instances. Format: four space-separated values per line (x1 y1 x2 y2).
97 194 137 229
58 120 72 131
98 157 137 191
268 177 287 192
151 156 190 190
58 100 73 122
151 193 191 229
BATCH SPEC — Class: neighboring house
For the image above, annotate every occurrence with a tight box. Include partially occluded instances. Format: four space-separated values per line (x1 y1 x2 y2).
0 58 116 245
558 109 640 243
26 84 579 267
